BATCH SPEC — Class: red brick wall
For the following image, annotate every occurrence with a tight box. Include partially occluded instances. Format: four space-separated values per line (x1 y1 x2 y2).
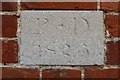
0 1 120 80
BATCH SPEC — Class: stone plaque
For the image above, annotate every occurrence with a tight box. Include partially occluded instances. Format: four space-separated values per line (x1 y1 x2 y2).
20 11 104 65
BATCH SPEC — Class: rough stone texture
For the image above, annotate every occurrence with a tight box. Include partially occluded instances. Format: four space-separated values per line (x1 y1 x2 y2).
20 11 104 65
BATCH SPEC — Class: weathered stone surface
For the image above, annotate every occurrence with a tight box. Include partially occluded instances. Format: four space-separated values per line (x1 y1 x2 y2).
20 11 104 65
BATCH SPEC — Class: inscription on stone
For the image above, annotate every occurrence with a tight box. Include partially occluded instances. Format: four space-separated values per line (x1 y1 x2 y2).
20 11 104 65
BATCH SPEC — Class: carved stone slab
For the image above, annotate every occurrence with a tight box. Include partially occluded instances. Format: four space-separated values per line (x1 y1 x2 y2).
20 11 104 65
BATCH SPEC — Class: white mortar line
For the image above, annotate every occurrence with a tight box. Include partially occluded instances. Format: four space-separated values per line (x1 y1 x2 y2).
105 12 119 15
0 38 18 40
97 0 101 10
39 66 42 80
106 37 120 42
18 0 21 3
1 63 39 68
81 67 85 80
106 30 110 38
1 63 120 68
0 12 18 15
1 63 85 70
17 1 21 64
0 63 2 67
0 11 119 15
103 12 107 65
103 65 120 69
40 66 81 70
16 0 22 65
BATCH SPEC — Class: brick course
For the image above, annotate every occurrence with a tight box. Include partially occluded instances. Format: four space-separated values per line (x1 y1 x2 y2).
21 2 97 10
2 67 40 79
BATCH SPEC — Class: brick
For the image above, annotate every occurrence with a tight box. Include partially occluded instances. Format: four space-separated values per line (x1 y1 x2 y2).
21 2 97 10
101 2 120 12
85 67 119 80
42 69 81 80
1 15 18 38
0 15 1 37
0 41 1 63
0 67 1 79
105 15 120 37
1 40 18 63
2 67 39 79
0 2 1 11
106 41 120 65
2 2 17 11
